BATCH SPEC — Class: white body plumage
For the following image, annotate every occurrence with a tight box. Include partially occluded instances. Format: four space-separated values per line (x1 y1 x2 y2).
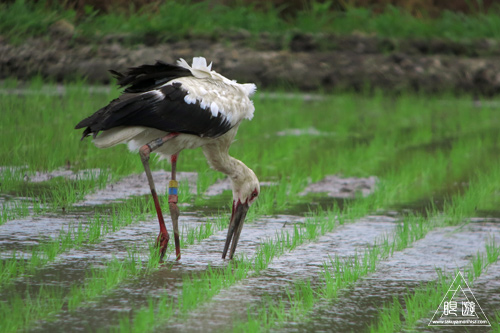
93 57 256 160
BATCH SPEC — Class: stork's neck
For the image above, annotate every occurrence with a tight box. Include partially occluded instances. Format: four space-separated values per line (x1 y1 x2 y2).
201 128 254 183
202 128 259 204
202 142 248 180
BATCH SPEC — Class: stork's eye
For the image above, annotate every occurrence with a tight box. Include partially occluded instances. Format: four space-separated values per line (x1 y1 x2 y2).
251 189 259 198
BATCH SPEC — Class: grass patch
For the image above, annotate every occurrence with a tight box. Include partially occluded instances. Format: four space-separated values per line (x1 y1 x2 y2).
2 1 500 44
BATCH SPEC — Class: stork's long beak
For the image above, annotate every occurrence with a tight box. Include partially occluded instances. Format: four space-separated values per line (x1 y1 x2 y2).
222 200 249 259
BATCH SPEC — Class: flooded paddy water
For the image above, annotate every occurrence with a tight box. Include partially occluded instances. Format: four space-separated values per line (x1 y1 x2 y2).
2 171 500 332
2 84 500 331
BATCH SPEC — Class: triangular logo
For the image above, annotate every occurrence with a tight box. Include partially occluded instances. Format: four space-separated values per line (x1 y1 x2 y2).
429 271 491 326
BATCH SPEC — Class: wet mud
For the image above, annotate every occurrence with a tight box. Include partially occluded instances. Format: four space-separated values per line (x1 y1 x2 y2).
300 175 378 199
76 171 198 206
3 34 500 95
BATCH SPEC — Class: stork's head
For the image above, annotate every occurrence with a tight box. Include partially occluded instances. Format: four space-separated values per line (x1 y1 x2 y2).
222 167 260 260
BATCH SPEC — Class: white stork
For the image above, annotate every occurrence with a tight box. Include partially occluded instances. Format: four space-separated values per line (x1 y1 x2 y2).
75 57 260 261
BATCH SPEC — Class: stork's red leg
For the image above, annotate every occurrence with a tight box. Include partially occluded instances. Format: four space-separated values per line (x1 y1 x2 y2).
139 133 179 261
168 153 181 260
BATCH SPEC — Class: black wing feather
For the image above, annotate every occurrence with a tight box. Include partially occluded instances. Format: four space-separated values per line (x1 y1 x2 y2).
75 82 233 140
111 60 193 93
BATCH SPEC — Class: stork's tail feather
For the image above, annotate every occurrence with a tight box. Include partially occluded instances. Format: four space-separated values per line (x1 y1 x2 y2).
80 127 91 141
75 107 108 140
109 69 125 80
76 124 98 141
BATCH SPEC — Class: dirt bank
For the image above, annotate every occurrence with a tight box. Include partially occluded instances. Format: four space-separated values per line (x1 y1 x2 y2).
1 32 500 95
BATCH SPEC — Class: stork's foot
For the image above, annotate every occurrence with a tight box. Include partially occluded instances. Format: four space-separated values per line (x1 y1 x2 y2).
156 231 170 262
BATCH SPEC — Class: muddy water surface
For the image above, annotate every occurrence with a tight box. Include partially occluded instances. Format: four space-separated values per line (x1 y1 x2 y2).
276 221 500 333
2 171 500 332
26 215 305 332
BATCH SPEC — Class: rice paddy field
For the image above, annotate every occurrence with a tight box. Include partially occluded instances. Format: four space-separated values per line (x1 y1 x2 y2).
1 78 500 332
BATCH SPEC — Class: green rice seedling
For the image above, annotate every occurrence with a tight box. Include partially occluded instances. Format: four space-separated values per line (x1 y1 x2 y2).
252 173 310 215
4 80 500 219
182 225 197 248
490 311 500 332
1 169 113 224
390 215 430 253
145 240 163 270
182 219 217 246
465 251 484 283
368 276 451 332
463 237 500 284
400 280 448 330
0 195 161 287
443 159 500 222
0 166 26 194
369 279 447 332
125 166 458 330
485 237 500 264
253 236 282 273
118 295 175 333
2 234 186 333
234 301 276 332
0 285 66 333
178 179 193 205
196 220 214 242
66 252 145 311
0 199 30 224
0 251 24 284
284 280 316 322
0 228 77 287
195 170 222 197
117 258 253 333
234 250 376 330
179 213 229 248
0 251 147 331
121 203 366 332
368 295 402 333
232 212 440 331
